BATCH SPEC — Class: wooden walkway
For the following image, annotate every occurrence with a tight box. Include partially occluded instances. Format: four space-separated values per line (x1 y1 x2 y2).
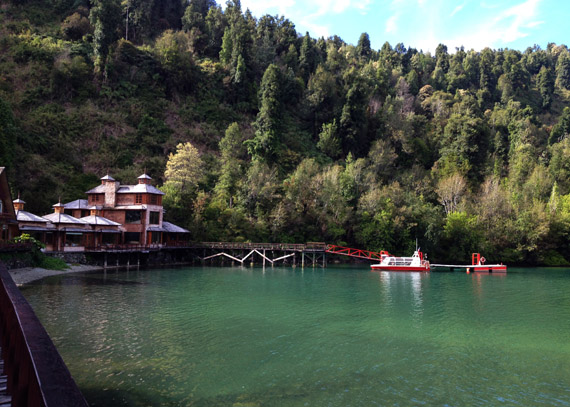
0 345 10 407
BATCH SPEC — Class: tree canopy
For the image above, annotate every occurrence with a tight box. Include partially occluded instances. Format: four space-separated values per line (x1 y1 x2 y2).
2 0 570 264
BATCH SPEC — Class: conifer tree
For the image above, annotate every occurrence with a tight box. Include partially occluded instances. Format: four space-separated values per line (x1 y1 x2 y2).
90 0 122 70
245 64 283 164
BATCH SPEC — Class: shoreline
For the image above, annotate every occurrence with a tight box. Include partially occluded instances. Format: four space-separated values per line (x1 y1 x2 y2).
8 264 105 286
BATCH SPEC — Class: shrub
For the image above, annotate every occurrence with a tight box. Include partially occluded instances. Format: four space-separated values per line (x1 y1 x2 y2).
62 12 92 41
38 256 69 270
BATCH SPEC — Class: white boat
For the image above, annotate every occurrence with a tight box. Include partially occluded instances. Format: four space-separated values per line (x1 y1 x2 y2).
371 249 430 272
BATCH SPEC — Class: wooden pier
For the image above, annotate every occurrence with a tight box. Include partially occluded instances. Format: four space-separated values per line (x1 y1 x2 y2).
192 242 328 267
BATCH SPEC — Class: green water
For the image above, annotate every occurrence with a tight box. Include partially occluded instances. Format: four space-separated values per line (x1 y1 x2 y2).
21 266 570 406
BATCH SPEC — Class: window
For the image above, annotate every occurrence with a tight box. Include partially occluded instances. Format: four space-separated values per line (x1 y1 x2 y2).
150 231 161 243
135 194 143 204
65 233 82 247
0 201 3 213
149 195 158 205
125 210 142 224
149 211 160 225
124 232 140 243
102 233 117 245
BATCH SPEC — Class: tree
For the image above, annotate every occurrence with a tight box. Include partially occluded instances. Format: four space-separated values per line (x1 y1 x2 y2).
435 43 449 72
356 32 371 60
90 0 122 70
555 50 570 90
164 142 203 194
438 112 489 179
62 9 92 40
436 173 467 215
537 66 554 109
182 0 217 53
0 97 17 169
215 123 245 207
204 5 226 58
317 120 341 159
245 64 282 163
154 30 195 93
439 211 482 262
339 80 368 156
299 32 318 82
549 107 570 145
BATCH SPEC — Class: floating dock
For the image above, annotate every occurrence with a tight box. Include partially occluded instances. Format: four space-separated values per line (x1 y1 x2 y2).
431 263 507 273
432 253 507 273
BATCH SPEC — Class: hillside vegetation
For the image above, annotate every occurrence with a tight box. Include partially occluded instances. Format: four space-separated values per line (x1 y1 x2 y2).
2 0 570 264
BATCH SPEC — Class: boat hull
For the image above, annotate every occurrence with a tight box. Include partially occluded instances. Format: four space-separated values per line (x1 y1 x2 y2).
371 265 430 272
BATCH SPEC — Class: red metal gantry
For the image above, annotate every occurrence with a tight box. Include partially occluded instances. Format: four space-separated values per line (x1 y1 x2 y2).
325 245 390 261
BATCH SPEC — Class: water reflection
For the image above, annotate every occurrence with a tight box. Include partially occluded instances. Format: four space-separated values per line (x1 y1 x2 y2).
377 271 429 317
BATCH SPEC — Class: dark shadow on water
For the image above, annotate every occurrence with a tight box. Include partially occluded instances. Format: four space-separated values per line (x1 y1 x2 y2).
27 275 146 286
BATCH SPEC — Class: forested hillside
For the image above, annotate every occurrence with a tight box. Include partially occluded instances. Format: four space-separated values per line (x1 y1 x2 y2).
2 0 570 264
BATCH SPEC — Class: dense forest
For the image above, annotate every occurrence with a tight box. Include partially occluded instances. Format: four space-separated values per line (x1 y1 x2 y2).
2 0 570 265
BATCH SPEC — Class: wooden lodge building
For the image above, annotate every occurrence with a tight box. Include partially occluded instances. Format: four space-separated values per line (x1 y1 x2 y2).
12 173 189 252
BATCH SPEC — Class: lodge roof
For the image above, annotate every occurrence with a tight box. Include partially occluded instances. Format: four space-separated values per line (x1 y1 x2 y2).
79 215 122 227
162 221 190 233
63 199 89 209
16 210 49 223
86 183 165 195
43 212 87 225
118 184 165 195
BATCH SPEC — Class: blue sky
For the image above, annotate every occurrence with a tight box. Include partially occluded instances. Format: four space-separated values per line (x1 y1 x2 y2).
238 0 567 53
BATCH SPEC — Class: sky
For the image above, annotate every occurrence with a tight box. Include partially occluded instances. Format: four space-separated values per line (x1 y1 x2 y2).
237 0 568 53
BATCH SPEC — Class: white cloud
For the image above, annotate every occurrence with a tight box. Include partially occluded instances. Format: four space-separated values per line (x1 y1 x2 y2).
450 3 465 17
299 16 330 38
240 0 296 17
386 14 399 33
442 0 544 50
479 1 499 9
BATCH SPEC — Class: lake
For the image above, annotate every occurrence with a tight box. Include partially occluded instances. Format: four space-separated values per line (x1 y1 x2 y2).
21 266 570 406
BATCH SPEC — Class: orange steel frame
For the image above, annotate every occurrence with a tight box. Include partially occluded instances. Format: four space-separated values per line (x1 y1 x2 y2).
326 245 390 261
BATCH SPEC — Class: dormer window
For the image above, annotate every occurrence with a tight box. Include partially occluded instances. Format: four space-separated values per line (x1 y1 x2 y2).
135 194 143 204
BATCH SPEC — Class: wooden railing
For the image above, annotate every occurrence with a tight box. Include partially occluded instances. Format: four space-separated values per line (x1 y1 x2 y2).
84 242 329 252
84 243 162 252
196 242 329 251
0 263 88 407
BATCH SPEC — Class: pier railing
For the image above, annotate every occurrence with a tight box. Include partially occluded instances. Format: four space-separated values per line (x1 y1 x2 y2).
84 242 328 252
0 263 88 407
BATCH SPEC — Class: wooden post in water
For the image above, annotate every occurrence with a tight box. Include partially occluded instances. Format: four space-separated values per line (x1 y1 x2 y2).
104 253 107 270
302 251 305 268
263 249 266 267
323 252 326 268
